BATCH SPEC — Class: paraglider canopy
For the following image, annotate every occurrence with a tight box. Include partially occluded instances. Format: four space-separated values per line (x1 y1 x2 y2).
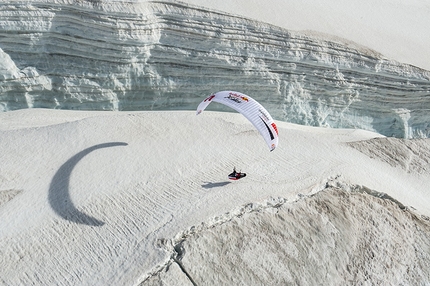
196 91 279 151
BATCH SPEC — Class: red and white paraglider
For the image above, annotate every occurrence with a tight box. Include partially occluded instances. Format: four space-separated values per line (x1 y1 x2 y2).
196 91 279 151
196 91 279 180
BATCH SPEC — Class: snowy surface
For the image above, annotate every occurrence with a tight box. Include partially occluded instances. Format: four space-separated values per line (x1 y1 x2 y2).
1 109 430 285
184 0 430 71
1 0 430 284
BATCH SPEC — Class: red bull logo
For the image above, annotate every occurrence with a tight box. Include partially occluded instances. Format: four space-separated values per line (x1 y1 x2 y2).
226 92 249 103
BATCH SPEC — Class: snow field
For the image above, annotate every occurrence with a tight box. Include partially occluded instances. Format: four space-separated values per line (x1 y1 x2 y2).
1 109 429 284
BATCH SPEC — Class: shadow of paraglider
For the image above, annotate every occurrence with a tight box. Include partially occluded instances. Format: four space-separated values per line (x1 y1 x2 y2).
48 142 128 226
202 181 231 189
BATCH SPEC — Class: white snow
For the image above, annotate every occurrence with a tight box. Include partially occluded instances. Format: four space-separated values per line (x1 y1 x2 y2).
1 0 430 285
184 0 430 71
1 109 429 284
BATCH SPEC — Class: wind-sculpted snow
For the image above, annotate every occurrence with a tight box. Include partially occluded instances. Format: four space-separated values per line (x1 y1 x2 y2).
144 184 430 285
349 138 430 174
1 0 430 138
1 109 430 285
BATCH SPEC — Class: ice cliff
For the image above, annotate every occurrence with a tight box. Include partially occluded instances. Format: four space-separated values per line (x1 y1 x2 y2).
1 0 429 138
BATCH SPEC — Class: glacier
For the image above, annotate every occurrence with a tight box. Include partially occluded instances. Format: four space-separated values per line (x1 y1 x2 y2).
1 0 430 139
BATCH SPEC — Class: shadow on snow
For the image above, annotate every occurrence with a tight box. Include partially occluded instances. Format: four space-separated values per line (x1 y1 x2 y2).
202 181 231 189
48 142 128 226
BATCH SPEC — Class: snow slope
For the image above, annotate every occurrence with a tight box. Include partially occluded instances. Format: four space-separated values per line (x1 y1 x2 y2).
1 109 429 285
1 0 430 284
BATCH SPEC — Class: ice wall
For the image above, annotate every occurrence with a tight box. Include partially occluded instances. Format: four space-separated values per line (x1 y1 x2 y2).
1 0 429 138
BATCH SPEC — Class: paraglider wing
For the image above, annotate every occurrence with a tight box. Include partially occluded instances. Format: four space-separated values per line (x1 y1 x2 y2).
196 91 279 151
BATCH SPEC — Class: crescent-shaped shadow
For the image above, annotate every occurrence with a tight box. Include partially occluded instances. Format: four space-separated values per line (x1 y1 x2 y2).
49 142 128 226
